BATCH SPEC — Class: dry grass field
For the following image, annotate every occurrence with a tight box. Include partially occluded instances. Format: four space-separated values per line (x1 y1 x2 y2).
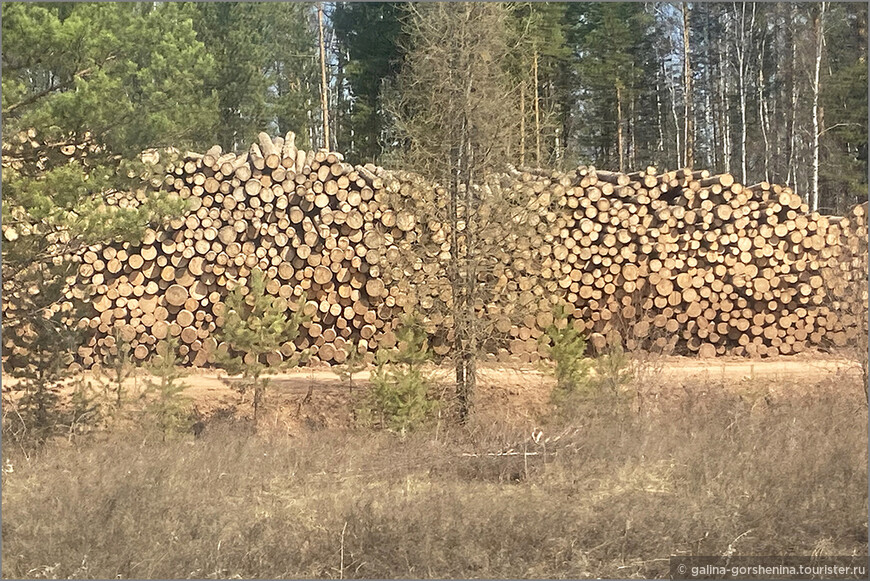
2 356 867 579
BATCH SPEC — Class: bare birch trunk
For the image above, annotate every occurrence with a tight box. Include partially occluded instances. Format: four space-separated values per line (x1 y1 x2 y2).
336 46 346 152
704 13 714 169
758 39 771 183
666 60 682 168
811 2 827 212
554 126 562 166
656 75 665 159
735 2 756 184
787 4 799 189
721 28 732 174
630 90 637 169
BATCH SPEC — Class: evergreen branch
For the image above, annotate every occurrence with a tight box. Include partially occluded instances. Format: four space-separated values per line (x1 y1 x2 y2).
3 55 117 116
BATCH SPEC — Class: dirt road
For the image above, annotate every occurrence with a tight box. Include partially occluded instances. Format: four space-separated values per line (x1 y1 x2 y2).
2 355 862 433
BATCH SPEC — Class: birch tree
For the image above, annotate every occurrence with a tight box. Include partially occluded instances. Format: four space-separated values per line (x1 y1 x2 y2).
810 2 828 212
682 3 694 169
732 2 756 184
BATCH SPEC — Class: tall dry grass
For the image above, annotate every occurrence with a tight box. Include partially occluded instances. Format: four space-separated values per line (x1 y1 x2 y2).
2 383 867 579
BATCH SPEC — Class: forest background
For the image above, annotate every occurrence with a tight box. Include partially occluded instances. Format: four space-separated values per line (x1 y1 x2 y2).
3 2 866 217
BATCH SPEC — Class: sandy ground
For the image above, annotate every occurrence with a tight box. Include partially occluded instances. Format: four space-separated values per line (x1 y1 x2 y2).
3 353 863 435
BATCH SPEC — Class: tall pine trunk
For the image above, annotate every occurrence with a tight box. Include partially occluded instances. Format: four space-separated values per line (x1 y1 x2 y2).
318 4 331 150
616 83 625 172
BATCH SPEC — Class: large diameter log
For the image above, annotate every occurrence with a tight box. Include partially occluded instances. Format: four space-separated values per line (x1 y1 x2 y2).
166 285 189 307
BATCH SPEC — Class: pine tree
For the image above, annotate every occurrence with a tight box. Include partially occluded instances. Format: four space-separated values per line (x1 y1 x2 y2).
192 3 318 153
2 3 216 152
365 317 437 433
568 3 654 170
192 2 269 151
545 305 592 401
820 3 868 213
333 2 404 163
268 4 320 148
7 301 82 442
143 337 190 441
215 269 308 423
510 2 572 167
2 2 215 384
102 327 134 410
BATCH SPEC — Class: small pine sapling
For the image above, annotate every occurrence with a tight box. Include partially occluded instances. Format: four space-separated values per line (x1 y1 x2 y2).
67 377 104 440
215 269 308 423
143 337 190 440
333 340 367 396
102 327 134 410
545 304 593 405
8 305 82 443
594 344 635 399
365 317 438 433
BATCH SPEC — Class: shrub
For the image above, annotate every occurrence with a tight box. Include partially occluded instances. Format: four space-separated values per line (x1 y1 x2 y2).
593 344 635 397
66 376 105 440
333 340 367 397
332 340 367 421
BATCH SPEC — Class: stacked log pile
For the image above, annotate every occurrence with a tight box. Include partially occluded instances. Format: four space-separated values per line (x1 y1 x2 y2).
40 133 870 367
69 133 423 368
498 166 868 359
